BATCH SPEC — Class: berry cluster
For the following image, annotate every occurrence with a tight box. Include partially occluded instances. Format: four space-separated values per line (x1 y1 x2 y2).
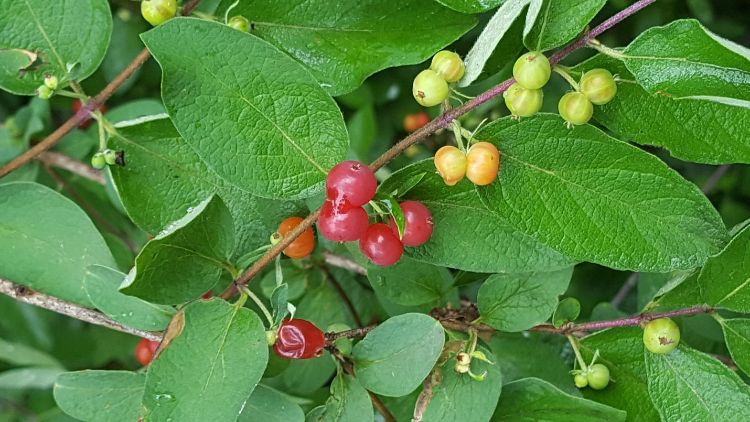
91 148 123 170
558 68 617 127
434 141 500 187
412 51 465 107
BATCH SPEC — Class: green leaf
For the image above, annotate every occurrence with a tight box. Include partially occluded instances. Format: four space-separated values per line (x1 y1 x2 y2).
83 265 174 331
478 267 573 332
142 299 268 421
579 327 659 421
353 313 445 397
696 224 750 312
552 297 581 328
367 257 452 306
645 345 750 421
142 19 349 199
0 0 112 95
239 385 305 422
378 160 572 273
492 377 627 421
216 0 477 95
476 115 728 272
719 318 750 377
488 334 575 393
312 372 374 422
0 367 63 390
347 106 377 162
0 182 116 306
270 283 290 326
622 20 750 102
422 346 502 422
572 54 750 165
435 0 503 14
0 337 60 368
119 195 234 304
54 371 145 422
108 117 302 259
524 0 606 52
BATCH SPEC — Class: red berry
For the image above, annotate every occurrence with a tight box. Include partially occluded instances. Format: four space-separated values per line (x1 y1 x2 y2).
317 199 369 242
389 201 434 247
72 99 107 129
273 319 326 359
134 338 160 366
360 223 404 266
326 160 377 207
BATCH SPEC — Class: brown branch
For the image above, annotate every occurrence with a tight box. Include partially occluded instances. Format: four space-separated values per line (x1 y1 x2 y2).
320 265 364 327
0 278 162 341
37 151 105 185
0 0 203 179
323 252 367 276
222 0 657 297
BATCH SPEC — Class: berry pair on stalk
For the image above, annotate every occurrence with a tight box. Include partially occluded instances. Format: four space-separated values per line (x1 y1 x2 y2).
558 68 618 127
504 51 550 118
412 51 465 107
435 141 500 187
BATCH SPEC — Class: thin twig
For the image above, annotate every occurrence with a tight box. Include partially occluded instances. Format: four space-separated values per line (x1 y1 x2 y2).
0 0 203 179
320 265 364 327
323 252 367 276
0 278 162 341
37 151 105 185
221 0 657 297
702 164 731 195
611 272 639 309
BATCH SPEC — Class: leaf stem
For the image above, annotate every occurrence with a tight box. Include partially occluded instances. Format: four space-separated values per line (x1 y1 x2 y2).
567 335 588 371
553 65 580 91
239 285 274 327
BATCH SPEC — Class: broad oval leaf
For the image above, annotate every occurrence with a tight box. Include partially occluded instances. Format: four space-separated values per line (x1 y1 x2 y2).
489 334 574 393
143 299 268 421
367 257 452 306
573 54 750 165
240 384 305 422
493 377 626 421
216 0 477 95
0 338 60 368
142 19 349 199
476 114 728 272
524 0 606 52
119 195 234 305
353 313 445 397
478 267 573 332
645 346 750 421
108 116 304 259
696 224 750 312
0 0 112 95
623 19 750 102
0 182 115 306
719 318 750 377
552 297 581 328
313 372 374 422
378 160 572 273
435 0 503 14
84 265 174 331
0 367 63 390
54 370 145 422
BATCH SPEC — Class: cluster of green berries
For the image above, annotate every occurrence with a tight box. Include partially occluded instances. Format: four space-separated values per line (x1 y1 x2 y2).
412 51 465 107
36 75 59 100
91 149 123 170
558 68 617 127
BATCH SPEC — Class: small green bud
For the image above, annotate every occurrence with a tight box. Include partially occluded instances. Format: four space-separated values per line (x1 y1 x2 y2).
44 75 59 90
91 152 106 170
37 85 53 100
103 149 118 166
228 15 250 32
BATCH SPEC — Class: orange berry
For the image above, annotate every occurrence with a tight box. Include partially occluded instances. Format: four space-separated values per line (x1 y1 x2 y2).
434 146 467 186
466 142 500 186
278 216 315 259
403 112 430 132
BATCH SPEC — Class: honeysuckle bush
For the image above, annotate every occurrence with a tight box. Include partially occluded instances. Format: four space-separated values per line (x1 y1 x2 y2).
1 0 750 421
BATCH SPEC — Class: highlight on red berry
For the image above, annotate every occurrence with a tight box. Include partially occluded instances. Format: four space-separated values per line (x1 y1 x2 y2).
403 111 430 133
277 216 316 259
317 199 369 242
326 160 377 207
360 223 404 267
134 338 160 366
273 319 326 360
389 201 434 247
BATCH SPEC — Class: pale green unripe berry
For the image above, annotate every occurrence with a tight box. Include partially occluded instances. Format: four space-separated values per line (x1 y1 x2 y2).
643 318 681 354
103 149 118 166
44 75 59 91
503 83 543 118
587 364 610 390
413 69 449 107
91 152 106 170
430 50 465 83
558 92 593 126
580 68 617 105
141 0 177 26
513 51 551 90
228 15 250 32
37 85 53 100
574 373 588 389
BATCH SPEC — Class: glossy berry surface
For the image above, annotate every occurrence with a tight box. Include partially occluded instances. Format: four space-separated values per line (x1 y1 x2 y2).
466 142 500 186
580 68 617 105
643 318 681 354
434 145 467 186
574 373 588 388
228 15 250 32
586 364 610 390
404 111 430 133
278 216 315 259
558 92 593 126
360 223 404 266
317 199 369 242
503 83 543 118
141 0 177 26
413 69 450 107
273 319 325 359
326 160 377 207
513 51 551 90
135 338 160 366
91 152 106 170
389 201 434 247
430 50 465 83
72 99 107 129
